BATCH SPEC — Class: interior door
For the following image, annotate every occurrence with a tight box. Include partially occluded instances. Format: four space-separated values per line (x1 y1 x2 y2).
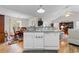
0 15 4 43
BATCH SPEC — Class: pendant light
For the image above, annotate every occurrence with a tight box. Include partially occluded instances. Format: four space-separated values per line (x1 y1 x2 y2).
37 5 45 13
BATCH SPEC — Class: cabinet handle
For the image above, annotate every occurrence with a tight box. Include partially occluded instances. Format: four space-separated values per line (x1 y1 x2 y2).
36 36 43 38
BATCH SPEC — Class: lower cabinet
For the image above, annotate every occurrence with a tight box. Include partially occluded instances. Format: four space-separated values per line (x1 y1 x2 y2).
24 32 60 50
24 32 34 49
34 33 44 49
44 32 60 50
24 32 44 50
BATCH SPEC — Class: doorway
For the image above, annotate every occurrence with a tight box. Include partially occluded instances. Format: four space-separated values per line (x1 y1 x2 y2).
0 15 4 43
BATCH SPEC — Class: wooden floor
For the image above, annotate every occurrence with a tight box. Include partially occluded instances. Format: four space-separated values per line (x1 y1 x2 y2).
59 40 79 53
0 40 79 53
0 41 23 53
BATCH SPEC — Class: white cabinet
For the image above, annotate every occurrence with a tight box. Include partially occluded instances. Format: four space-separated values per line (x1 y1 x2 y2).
24 32 44 50
34 33 44 49
24 32 34 49
44 32 60 50
24 32 60 50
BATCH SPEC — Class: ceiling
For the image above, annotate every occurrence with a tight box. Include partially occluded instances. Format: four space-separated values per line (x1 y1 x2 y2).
0 5 66 18
52 5 79 22
0 5 79 22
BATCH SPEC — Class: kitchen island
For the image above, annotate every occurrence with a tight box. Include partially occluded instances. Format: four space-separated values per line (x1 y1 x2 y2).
23 30 61 52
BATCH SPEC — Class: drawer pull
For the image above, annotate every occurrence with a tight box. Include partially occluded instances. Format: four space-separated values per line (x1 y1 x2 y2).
36 36 43 38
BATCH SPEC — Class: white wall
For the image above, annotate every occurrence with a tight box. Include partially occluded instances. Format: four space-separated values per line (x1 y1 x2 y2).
22 19 29 27
74 21 79 30
0 6 30 19
4 15 29 35
54 23 59 30
0 6 31 35
27 17 38 27
4 15 10 34
4 16 17 35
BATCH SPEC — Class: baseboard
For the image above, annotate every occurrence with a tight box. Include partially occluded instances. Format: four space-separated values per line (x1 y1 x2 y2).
23 50 58 53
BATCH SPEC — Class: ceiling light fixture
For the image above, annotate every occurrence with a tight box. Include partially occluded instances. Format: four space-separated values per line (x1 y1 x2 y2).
37 5 45 13
64 6 72 17
65 12 72 17
65 14 70 17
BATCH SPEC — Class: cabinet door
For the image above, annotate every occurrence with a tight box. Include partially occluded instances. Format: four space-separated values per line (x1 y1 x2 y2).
24 32 34 49
34 33 44 49
44 33 59 47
